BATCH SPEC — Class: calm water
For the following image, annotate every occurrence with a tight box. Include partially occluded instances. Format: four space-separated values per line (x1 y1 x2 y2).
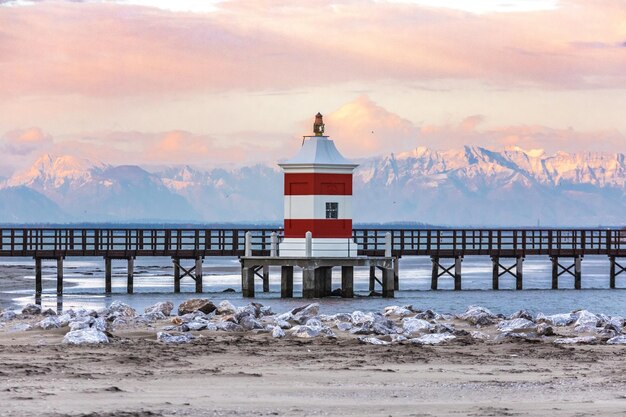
3 255 626 316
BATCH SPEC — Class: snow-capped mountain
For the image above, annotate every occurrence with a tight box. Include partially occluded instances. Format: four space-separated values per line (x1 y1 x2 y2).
1 147 625 225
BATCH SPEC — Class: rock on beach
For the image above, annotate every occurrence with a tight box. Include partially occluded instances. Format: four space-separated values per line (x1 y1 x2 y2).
178 299 217 315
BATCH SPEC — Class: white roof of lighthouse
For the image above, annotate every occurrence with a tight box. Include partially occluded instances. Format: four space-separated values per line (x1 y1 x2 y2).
281 136 355 166
279 113 359 172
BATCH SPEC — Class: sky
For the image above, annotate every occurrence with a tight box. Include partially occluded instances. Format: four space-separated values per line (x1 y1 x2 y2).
0 0 625 176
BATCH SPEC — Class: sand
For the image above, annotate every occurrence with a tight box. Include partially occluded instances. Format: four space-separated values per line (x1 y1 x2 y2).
1 326 626 417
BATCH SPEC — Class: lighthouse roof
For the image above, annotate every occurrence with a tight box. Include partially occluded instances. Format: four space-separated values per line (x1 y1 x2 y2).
279 136 358 171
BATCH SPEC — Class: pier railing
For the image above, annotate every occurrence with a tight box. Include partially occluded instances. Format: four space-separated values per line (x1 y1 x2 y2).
0 228 624 258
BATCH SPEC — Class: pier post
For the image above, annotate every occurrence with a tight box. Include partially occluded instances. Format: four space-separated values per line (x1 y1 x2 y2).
35 258 42 296
105 257 112 294
369 266 376 291
281 266 293 298
574 255 582 290
491 257 499 290
314 267 326 298
610 256 616 289
393 256 400 291
551 257 559 289
56 257 64 296
305 231 312 257
173 258 180 293
127 257 134 294
245 232 252 257
341 266 354 298
270 232 278 257
324 267 333 296
242 266 255 297
516 257 524 290
302 267 316 299
382 267 394 298
195 256 203 293
454 256 462 291
262 265 270 293
431 257 438 290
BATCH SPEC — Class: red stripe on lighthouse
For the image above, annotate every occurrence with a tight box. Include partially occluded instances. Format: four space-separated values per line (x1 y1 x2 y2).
284 219 353 238
284 173 352 195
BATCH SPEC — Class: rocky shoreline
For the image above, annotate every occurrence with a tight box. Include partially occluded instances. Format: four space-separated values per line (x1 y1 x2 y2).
2 298 625 347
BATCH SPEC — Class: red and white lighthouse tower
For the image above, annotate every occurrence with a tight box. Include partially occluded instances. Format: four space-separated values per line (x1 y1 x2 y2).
279 113 359 257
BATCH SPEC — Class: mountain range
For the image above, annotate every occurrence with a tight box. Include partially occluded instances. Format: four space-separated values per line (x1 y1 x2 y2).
0 147 624 226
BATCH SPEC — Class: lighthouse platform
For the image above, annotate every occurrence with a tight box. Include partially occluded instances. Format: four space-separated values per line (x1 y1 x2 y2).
240 256 395 299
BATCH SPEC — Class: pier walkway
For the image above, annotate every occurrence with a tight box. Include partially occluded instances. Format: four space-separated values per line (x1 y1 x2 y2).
1 228 625 297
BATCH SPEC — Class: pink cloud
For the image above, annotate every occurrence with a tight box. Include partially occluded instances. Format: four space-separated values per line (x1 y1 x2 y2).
1 127 53 155
0 0 625 99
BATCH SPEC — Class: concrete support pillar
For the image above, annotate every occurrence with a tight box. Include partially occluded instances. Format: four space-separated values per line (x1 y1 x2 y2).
454 256 462 291
324 267 333 296
262 265 270 293
574 255 582 290
173 258 180 293
431 257 438 290
551 257 559 289
302 267 316 299
369 266 376 292
281 266 293 298
610 256 616 289
56 257 64 296
314 267 326 298
382 267 394 298
491 257 499 290
393 256 400 291
127 257 134 294
385 232 392 257
195 257 203 293
341 266 354 298
242 266 255 297
35 257 42 296
516 257 524 290
105 257 112 294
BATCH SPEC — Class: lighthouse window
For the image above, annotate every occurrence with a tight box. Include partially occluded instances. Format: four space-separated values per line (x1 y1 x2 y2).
326 202 339 219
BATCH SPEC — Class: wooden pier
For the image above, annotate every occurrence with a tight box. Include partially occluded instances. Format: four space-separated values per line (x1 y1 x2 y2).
1 227 625 297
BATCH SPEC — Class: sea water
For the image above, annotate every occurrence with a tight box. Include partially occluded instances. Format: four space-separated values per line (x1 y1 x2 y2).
3 255 626 316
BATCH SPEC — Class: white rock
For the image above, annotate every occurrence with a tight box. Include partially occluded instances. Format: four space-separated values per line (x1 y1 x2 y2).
497 318 536 333
470 331 491 340
409 334 456 345
553 336 596 345
351 311 375 325
216 300 238 315
108 301 137 318
383 306 413 317
10 323 32 332
335 321 352 331
537 313 575 327
1 311 17 321
458 306 496 326
38 316 61 330
185 321 208 331
358 336 390 345
271 326 285 338
573 310 600 328
607 335 626 345
144 301 173 317
63 328 109 344
290 325 321 338
157 332 194 343
402 318 433 335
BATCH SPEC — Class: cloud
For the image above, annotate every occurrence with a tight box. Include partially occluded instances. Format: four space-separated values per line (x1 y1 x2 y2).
322 96 419 158
1 127 53 155
0 0 625 100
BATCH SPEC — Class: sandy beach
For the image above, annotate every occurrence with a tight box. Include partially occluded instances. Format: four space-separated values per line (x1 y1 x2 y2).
2 330 626 417
2 292 626 417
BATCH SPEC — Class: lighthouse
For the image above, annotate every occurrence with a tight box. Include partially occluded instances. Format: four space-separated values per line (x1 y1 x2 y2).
279 113 359 257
